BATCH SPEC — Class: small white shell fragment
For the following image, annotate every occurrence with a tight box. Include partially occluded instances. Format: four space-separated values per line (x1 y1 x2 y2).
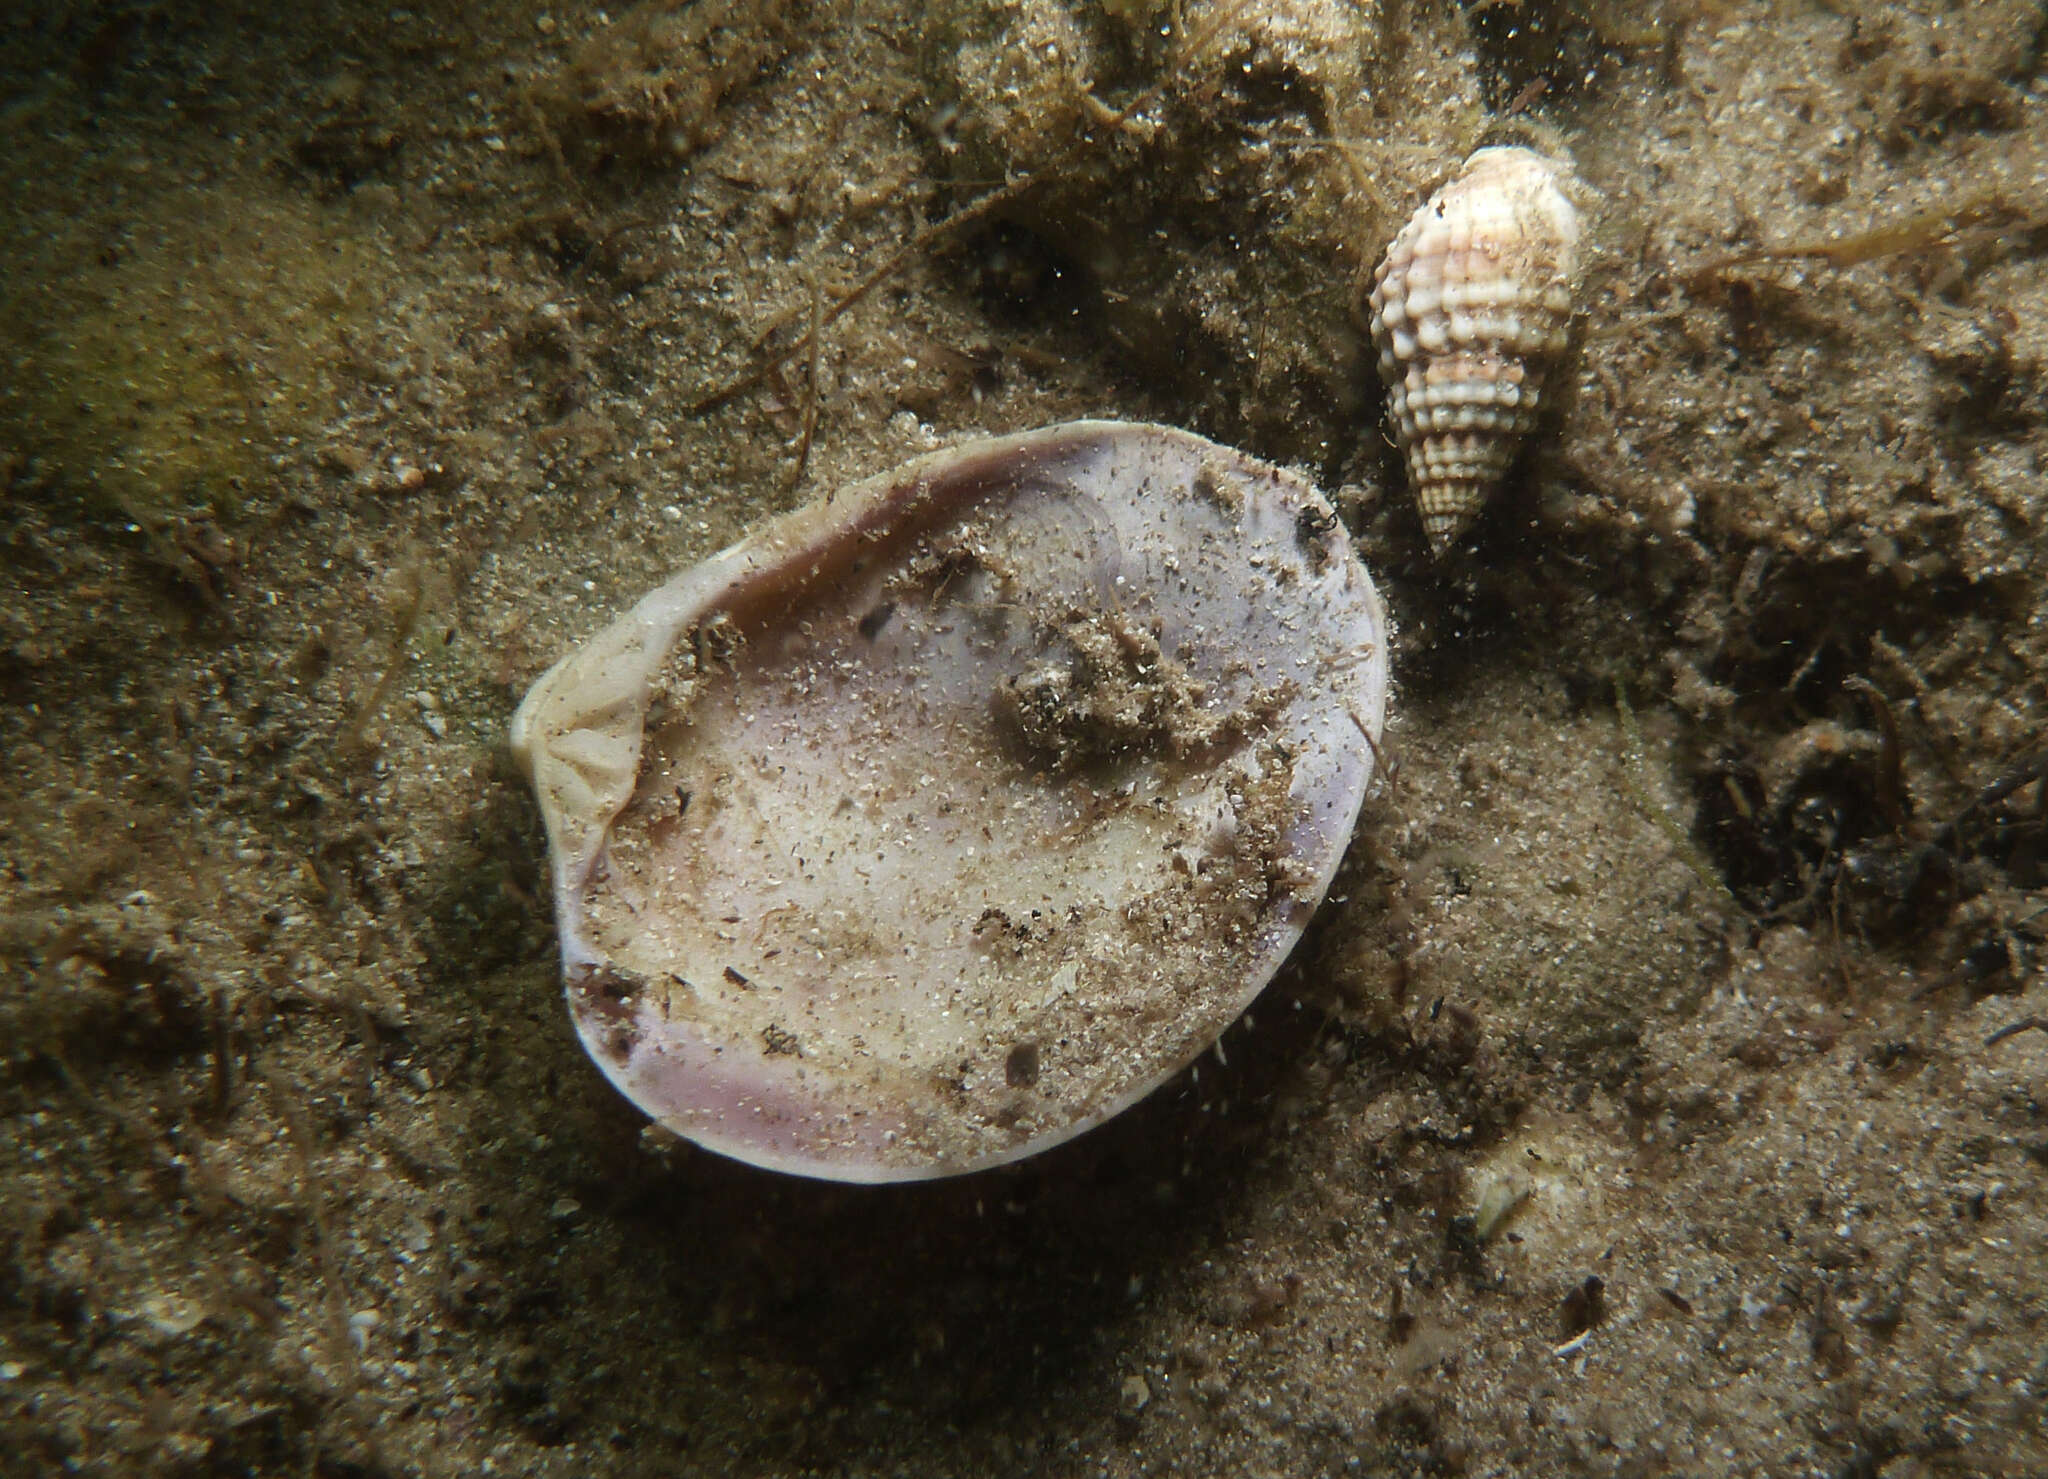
138 1293 207 1338
511 421 1390 1182
1367 145 1583 555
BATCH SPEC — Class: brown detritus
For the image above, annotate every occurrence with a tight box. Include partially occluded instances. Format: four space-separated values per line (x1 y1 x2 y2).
338 558 446 755
500 206 676 295
290 115 404 195
133 511 243 614
1693 682 2047 1001
1386 1283 1416 1345
262 1063 360 1394
1873 63 2031 153
527 0 792 172
1352 712 1399 800
787 265 824 496
1690 192 2046 286
1559 1275 1605 1339
991 605 1294 775
1933 750 2048 856
1460 0 1678 113
856 600 896 640
1842 676 1909 836
1003 1040 1040 1088
0 899 208 1070
1373 1391 1441 1450
1615 680 1739 914
1240 1272 1303 1329
1728 1008 1842 1070
1810 1282 1854 1378
203 985 234 1123
688 610 745 672
1985 1016 2048 1048
682 0 1271 423
1501 76 1550 120
1699 712 1913 931
41 1053 183 1192
685 172 1046 417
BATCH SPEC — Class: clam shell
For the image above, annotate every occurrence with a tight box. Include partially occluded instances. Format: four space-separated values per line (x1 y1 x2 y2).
1367 145 1582 555
511 421 1390 1182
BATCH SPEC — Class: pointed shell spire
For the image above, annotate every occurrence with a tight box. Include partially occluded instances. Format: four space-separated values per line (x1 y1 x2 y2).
1367 145 1583 555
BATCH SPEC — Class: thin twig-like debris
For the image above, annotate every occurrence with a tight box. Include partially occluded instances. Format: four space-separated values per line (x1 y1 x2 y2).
1692 192 2046 285
686 0 1266 416
1985 1016 2048 1048
789 266 824 496
264 1063 360 1389
1844 675 1909 835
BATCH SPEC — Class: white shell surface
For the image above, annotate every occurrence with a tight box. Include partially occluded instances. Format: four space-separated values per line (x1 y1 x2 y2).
1368 146 1581 554
511 421 1389 1182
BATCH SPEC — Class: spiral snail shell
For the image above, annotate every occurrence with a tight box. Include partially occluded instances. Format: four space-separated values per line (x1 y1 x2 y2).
1367 145 1583 555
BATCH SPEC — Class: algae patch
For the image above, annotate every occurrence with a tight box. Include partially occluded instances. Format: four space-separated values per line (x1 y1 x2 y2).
2 177 382 517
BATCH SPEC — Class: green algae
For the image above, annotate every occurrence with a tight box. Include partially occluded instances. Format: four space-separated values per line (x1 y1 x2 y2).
2 174 381 521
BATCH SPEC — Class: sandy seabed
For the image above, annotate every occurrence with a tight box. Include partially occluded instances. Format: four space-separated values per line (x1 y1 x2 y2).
3 2 2046 1475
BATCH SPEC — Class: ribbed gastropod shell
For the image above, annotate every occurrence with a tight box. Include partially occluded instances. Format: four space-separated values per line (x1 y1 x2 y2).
1367 145 1583 555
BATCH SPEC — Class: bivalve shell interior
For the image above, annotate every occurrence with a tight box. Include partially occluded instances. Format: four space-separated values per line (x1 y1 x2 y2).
511 420 1390 1182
